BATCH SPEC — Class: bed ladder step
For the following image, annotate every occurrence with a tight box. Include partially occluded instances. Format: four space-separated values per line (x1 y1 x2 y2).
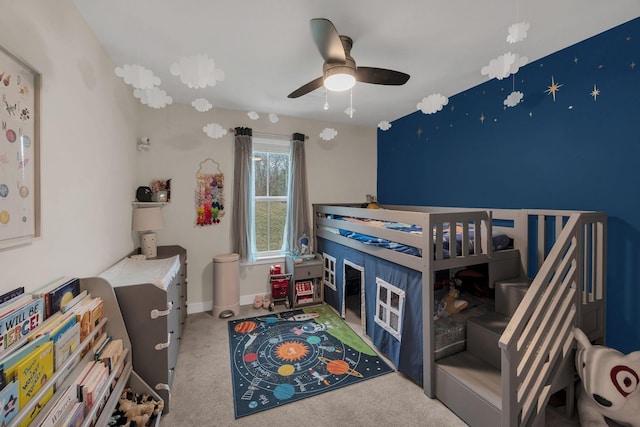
466 311 510 370
435 351 502 427
494 277 532 317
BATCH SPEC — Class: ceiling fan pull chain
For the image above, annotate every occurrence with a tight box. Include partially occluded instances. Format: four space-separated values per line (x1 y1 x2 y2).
349 89 353 118
324 88 329 110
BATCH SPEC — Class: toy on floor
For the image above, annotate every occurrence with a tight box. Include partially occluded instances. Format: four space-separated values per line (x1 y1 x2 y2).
109 388 164 427
573 327 640 427
434 281 468 319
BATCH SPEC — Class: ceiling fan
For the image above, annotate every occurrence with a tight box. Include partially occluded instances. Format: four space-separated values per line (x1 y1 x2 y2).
287 18 410 98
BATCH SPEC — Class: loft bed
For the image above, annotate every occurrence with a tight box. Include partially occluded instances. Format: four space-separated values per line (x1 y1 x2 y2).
313 203 606 425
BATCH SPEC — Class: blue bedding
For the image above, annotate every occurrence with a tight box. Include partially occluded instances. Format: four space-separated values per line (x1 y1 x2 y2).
329 215 512 257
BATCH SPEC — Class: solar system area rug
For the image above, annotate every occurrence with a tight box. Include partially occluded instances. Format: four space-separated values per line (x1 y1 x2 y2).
228 305 394 418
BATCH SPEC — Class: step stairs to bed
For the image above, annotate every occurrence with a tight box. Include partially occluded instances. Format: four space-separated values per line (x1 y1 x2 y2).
435 277 574 427
494 278 531 317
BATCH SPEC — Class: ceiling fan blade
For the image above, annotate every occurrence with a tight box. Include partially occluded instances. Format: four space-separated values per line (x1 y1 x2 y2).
287 76 324 98
310 18 346 63
355 67 410 85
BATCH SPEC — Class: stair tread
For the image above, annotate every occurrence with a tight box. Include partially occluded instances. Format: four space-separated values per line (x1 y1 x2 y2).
497 277 533 285
436 351 502 409
468 310 510 335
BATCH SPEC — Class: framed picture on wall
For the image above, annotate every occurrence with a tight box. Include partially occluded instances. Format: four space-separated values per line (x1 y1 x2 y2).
0 44 40 248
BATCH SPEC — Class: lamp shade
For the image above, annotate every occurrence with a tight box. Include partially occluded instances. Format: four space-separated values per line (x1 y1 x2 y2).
132 207 164 231
323 66 356 92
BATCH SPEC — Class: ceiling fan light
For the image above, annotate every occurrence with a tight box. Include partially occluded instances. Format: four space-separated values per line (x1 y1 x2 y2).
324 67 356 92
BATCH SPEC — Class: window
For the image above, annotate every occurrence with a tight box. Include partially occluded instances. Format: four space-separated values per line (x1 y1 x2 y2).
374 278 405 341
322 253 337 291
253 137 290 257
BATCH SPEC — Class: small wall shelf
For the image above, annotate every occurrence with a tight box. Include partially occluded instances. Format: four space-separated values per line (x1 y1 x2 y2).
132 202 168 207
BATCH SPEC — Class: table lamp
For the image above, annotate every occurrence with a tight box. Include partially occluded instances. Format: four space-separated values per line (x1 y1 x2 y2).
132 207 164 258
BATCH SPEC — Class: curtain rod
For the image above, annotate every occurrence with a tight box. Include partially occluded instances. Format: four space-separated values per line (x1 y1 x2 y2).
228 128 309 140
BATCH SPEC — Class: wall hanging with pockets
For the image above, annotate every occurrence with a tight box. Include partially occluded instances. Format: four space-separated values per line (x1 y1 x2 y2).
195 158 225 226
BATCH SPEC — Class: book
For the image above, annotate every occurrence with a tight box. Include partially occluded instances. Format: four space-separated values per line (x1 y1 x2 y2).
97 339 123 374
53 321 80 371
0 335 49 381
70 296 103 356
72 361 97 400
36 384 77 427
0 287 25 306
82 362 108 413
0 298 45 354
0 294 32 319
59 401 84 427
0 380 18 425
48 278 81 318
31 277 73 318
14 340 54 426
90 332 109 356
60 290 88 314
27 312 63 342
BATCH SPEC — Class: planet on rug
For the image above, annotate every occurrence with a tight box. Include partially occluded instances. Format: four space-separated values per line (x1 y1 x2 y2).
227 305 394 418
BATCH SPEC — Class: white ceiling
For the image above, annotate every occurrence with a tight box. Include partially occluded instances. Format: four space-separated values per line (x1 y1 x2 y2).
72 0 640 127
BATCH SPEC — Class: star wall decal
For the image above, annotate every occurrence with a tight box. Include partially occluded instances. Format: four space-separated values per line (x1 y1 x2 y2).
545 76 562 102
590 84 600 101
417 126 423 139
480 113 486 124
631 62 636 69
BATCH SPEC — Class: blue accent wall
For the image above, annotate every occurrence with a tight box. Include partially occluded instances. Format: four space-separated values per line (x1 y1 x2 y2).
378 17 640 353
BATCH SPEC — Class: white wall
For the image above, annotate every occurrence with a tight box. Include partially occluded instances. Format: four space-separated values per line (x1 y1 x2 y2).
0 1 139 291
136 103 376 313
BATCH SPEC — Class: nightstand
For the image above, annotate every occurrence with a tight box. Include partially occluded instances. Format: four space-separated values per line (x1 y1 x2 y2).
285 254 323 308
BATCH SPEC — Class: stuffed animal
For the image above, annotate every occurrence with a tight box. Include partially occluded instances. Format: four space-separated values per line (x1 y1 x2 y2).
110 388 164 426
435 283 469 319
574 327 640 427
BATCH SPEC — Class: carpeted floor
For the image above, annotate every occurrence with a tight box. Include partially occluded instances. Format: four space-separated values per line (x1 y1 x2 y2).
159 303 581 426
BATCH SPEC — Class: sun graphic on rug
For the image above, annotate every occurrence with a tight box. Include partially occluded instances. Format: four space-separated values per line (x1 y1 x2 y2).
275 341 309 362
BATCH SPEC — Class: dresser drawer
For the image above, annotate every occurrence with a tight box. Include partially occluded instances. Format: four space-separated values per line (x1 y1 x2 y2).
295 262 322 279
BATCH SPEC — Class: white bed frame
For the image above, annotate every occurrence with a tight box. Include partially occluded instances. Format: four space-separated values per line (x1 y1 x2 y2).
313 203 606 426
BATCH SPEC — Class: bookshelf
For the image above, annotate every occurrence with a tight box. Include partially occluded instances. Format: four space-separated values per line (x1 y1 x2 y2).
6 277 162 427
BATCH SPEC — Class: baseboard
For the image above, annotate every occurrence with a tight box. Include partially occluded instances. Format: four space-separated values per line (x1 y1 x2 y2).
186 294 264 314
187 300 212 314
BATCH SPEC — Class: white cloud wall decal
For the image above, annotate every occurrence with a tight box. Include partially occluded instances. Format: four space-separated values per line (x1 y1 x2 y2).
417 94 449 114
115 64 161 89
507 22 530 44
133 87 173 109
203 123 227 139
170 54 225 89
192 98 213 112
481 52 528 80
320 128 337 141
504 91 524 107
